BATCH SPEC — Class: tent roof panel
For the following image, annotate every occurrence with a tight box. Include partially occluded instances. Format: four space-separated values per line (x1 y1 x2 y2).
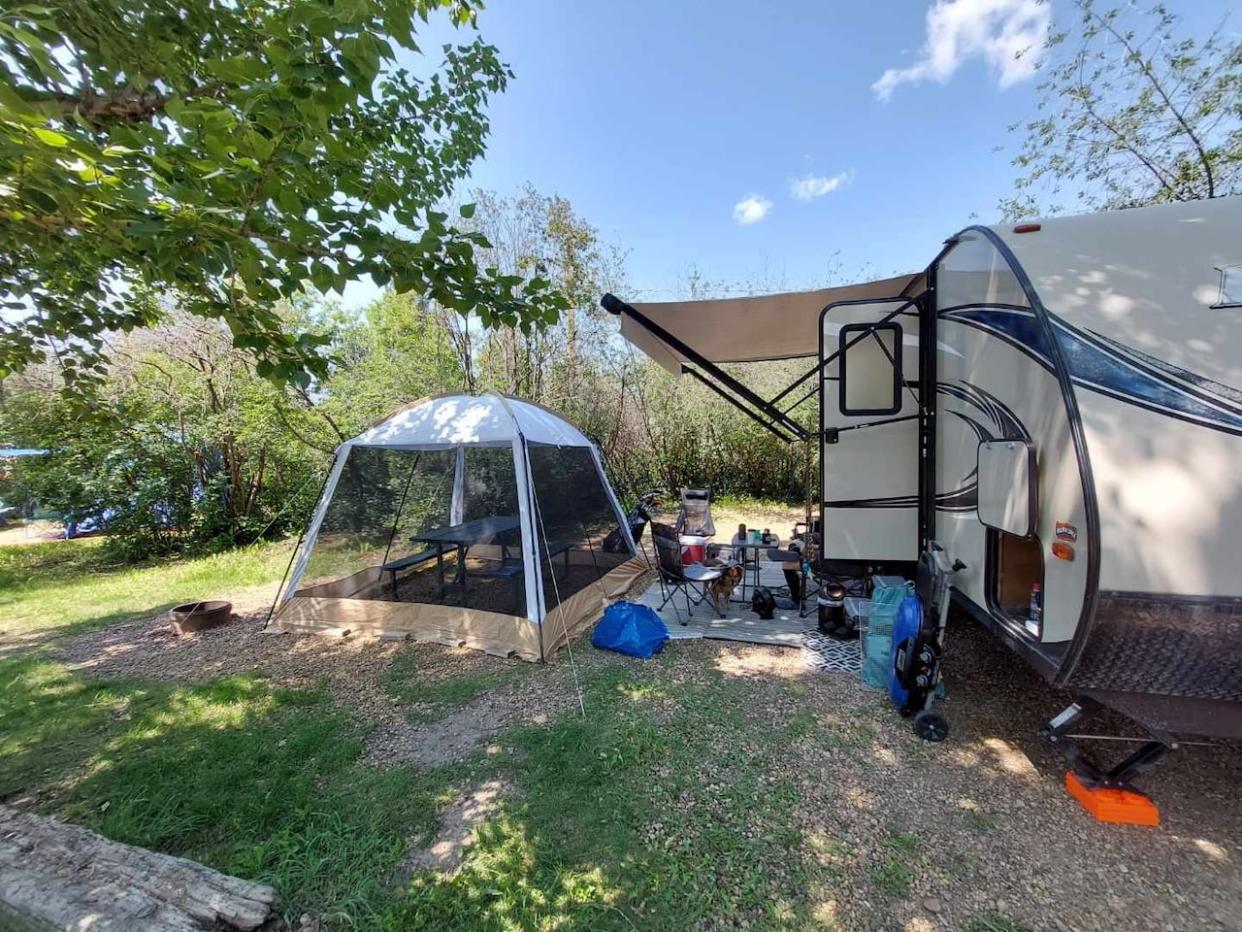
351 393 593 448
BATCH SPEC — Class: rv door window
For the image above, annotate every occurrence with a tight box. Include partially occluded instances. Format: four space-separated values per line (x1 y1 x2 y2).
839 323 902 416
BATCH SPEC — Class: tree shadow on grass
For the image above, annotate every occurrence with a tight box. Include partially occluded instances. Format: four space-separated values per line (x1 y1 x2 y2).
384 661 817 930
387 635 1242 931
0 604 189 660
0 654 456 928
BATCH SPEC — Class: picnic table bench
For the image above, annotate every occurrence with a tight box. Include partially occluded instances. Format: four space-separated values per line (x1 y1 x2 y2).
402 516 579 606
381 548 439 594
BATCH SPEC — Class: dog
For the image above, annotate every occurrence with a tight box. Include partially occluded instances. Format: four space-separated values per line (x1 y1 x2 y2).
709 563 744 613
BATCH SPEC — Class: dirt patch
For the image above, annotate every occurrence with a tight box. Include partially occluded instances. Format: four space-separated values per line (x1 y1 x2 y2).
403 779 512 878
54 612 408 726
55 609 623 767
0 519 65 546
762 617 1242 932
367 649 612 767
48 594 1242 931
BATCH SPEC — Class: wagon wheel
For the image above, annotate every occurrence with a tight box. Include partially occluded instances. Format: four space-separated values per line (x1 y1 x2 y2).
914 710 949 742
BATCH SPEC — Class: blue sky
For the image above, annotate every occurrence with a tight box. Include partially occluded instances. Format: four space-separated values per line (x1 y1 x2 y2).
348 0 1234 307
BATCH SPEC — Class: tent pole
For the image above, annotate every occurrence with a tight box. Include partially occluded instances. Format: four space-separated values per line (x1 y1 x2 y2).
379 453 421 582
264 451 339 627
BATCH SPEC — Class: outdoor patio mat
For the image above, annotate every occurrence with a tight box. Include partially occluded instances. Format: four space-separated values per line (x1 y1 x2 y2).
800 631 863 674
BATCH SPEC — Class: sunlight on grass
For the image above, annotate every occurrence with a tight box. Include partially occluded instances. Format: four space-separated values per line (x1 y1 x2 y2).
0 653 451 928
391 662 822 928
0 538 294 641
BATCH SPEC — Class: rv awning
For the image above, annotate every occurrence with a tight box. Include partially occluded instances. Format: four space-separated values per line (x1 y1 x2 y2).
618 273 922 372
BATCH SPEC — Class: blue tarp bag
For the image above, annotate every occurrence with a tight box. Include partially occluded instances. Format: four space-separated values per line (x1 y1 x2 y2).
592 601 669 659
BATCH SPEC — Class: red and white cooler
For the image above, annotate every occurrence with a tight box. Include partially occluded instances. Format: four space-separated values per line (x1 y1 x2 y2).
679 534 708 565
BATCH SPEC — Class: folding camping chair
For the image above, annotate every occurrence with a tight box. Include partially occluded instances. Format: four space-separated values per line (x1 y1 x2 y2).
651 521 725 624
674 487 716 538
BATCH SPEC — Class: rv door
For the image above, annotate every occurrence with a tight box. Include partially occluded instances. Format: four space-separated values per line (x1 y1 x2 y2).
820 297 922 570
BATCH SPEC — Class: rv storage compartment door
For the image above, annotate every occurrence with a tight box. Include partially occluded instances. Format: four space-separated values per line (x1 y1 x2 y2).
976 440 1037 538
821 297 921 565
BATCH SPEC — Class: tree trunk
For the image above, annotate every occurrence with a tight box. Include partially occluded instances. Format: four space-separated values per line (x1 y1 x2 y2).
0 805 276 931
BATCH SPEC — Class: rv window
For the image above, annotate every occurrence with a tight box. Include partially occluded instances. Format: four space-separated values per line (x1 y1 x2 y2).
839 323 902 416
1213 265 1241 308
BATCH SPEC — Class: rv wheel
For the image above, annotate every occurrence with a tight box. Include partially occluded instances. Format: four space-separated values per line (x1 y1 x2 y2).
914 710 949 742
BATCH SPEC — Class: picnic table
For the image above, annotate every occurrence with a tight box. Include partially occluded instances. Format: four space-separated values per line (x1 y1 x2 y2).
402 516 577 605
411 516 522 600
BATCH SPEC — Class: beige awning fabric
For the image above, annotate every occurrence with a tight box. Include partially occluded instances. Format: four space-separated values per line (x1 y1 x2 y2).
620 273 922 372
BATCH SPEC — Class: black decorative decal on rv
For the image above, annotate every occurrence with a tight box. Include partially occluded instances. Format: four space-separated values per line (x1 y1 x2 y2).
1052 322 1242 436
937 380 1032 443
825 380 1032 514
939 304 1242 436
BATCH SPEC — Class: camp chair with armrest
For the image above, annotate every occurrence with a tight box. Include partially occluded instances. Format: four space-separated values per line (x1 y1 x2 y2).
674 487 716 538
651 522 724 624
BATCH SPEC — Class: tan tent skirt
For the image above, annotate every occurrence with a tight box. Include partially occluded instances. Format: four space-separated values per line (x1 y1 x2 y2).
269 557 649 661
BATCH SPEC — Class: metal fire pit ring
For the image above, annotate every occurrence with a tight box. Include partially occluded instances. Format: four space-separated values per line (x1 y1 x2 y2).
169 600 233 634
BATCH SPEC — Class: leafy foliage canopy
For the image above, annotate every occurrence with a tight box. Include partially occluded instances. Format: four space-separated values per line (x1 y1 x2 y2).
0 0 566 390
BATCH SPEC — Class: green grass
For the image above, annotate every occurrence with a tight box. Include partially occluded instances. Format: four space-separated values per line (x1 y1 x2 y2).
0 537 853 928
868 832 921 897
0 538 293 641
0 643 832 929
0 653 455 927
385 662 819 929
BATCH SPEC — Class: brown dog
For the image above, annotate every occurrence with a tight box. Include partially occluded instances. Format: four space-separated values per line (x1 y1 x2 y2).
710 563 744 613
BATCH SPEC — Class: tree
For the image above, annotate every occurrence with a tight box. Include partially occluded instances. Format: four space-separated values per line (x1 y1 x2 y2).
1002 1 1241 217
0 310 327 557
0 0 566 393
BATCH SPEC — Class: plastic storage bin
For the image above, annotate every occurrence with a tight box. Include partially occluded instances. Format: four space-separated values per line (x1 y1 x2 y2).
861 582 907 688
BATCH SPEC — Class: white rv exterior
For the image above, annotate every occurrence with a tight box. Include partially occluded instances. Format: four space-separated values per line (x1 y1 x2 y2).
818 198 1242 734
607 196 1241 738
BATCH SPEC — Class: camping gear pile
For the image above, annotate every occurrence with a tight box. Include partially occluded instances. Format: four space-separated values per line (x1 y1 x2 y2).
837 546 959 741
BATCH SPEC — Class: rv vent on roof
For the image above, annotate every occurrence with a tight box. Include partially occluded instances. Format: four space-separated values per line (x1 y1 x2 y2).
1213 265 1241 308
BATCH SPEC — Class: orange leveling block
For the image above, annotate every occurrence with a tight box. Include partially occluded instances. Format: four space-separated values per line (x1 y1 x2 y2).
1044 698 1170 827
1065 771 1160 826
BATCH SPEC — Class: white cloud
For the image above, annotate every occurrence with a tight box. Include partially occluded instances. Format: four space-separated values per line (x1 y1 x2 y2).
732 194 772 225
790 170 853 201
873 0 1050 101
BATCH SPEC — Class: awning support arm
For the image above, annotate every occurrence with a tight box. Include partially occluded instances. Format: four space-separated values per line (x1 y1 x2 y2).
682 368 799 443
767 295 921 411
601 293 808 439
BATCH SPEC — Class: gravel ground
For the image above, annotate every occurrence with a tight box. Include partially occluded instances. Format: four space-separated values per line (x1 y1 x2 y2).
54 610 627 767
53 608 1242 931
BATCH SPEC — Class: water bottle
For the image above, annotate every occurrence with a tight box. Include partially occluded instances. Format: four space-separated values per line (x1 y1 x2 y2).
1026 583 1042 636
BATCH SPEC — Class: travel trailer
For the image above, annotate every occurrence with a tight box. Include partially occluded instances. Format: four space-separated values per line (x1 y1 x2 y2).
603 197 1242 781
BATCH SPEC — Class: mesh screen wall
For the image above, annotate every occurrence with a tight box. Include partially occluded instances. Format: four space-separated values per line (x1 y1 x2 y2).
528 445 633 610
296 445 527 618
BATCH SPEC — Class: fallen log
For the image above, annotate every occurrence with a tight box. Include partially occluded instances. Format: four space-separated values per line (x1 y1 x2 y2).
0 805 277 931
